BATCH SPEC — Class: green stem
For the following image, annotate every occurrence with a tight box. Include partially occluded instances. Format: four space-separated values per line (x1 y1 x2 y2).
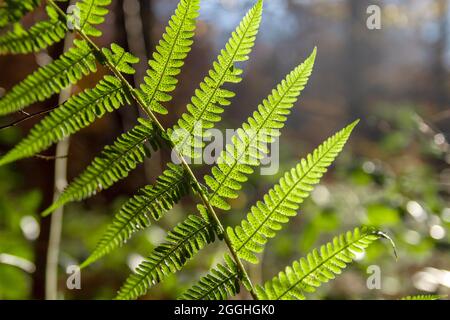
46 0 258 300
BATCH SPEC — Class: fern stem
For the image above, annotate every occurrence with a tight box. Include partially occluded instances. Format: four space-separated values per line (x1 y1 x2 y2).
45 0 259 300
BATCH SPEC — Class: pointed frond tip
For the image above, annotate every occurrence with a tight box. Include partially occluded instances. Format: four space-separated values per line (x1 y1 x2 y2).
0 40 97 116
115 215 216 300
204 47 317 211
256 227 395 300
178 254 240 300
228 120 358 264
81 163 191 268
137 0 200 115
41 118 160 217
168 0 264 157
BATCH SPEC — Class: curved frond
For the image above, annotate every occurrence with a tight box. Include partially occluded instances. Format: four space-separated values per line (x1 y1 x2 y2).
81 163 191 267
102 43 139 74
116 215 216 300
137 0 200 115
0 75 130 166
0 0 42 28
77 0 112 37
401 295 446 300
42 118 160 216
0 40 97 116
178 254 240 300
0 5 67 55
228 121 358 264
256 227 386 300
168 0 263 157
204 48 317 210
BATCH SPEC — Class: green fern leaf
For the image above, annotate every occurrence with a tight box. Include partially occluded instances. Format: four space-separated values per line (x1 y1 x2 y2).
42 118 160 216
178 254 240 300
401 295 446 300
256 227 386 300
204 48 316 210
168 0 263 157
77 0 111 37
0 0 42 28
0 5 67 55
102 43 139 74
81 163 191 267
137 0 200 115
228 121 358 264
116 215 216 300
0 40 97 116
0 75 132 166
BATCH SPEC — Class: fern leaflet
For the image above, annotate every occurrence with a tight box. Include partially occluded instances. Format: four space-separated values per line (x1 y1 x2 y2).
0 40 97 116
77 0 112 37
168 0 263 158
0 5 67 55
116 215 216 300
0 0 42 28
256 227 387 300
401 295 446 300
137 0 199 115
42 118 160 216
204 48 316 210
178 254 240 300
81 163 191 267
228 121 358 264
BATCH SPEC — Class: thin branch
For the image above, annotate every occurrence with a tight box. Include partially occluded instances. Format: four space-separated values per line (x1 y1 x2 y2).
0 106 58 131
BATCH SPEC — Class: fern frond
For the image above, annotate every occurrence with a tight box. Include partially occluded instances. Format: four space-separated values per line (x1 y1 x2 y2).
228 121 358 264
0 40 97 116
0 0 42 28
77 0 112 37
401 295 446 300
178 254 240 300
256 227 386 300
0 75 131 166
168 0 263 157
81 163 191 267
102 43 139 74
42 118 160 216
204 48 316 210
116 215 216 300
137 0 199 115
0 5 67 55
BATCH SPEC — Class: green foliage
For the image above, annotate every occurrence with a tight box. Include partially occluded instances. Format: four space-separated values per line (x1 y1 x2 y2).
401 295 446 300
0 0 42 27
0 40 97 116
42 118 160 216
116 215 216 300
178 254 240 300
81 164 190 267
168 0 263 157
77 0 111 37
102 43 140 74
137 0 200 115
204 48 316 210
0 75 130 166
228 121 358 264
0 5 67 55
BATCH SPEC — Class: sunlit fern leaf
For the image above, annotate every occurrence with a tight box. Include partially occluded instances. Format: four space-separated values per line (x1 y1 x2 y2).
228 121 358 264
102 43 139 74
81 163 191 267
42 118 160 216
401 295 447 300
0 0 42 28
77 0 112 37
0 5 67 55
168 0 263 158
116 215 216 300
137 0 200 115
0 75 131 167
178 254 240 300
0 40 97 116
256 227 388 300
204 48 316 210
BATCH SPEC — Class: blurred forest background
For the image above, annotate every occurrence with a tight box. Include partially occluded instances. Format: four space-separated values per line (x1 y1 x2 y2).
0 0 449 300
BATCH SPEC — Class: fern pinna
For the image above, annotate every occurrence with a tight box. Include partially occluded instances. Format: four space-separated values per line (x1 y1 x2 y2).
0 0 395 300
